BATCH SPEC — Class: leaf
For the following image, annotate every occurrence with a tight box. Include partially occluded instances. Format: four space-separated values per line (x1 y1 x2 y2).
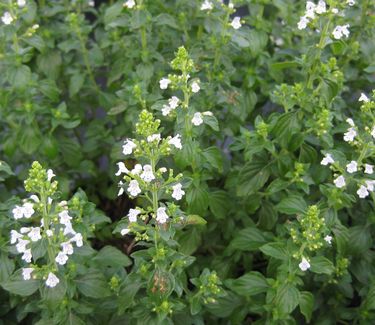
228 227 266 251
185 215 207 226
108 103 127 115
276 283 300 314
7 65 32 88
208 190 230 219
260 242 288 261
276 195 307 215
19 127 41 155
0 253 15 283
186 183 209 215
203 114 219 131
202 147 223 172
93 246 132 268
76 271 111 299
2 270 40 296
309 256 334 275
227 272 269 296
69 74 85 97
299 291 314 323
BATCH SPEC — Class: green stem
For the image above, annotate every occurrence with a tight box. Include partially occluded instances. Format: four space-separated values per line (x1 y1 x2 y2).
140 26 148 62
150 155 159 251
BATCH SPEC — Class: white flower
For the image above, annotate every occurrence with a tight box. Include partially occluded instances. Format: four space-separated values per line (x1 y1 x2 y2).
162 104 172 116
1 12 13 25
346 118 355 127
357 185 369 198
168 96 180 109
364 164 374 174
230 17 241 30
59 200 68 207
17 0 26 7
20 227 30 234
365 180 375 192
172 183 185 200
22 268 34 280
28 227 41 242
147 133 161 143
12 205 24 220
61 241 74 255
343 127 356 142
371 127 375 140
22 203 35 219
16 238 30 253
332 24 350 40
156 207 169 224
47 169 55 181
306 1 316 12
30 195 40 203
122 139 136 155
346 161 358 173
201 0 213 10
159 167 167 173
124 0 135 8
127 180 141 196
115 162 129 176
46 229 53 237
359 93 369 103
347 0 355 6
334 175 346 188
22 249 32 263
63 222 76 236
321 153 334 166
88 0 95 7
191 81 200 93
159 78 171 89
299 257 310 271
128 208 141 222
131 164 142 175
71 233 83 247
315 0 326 14
297 16 309 30
59 210 72 226
168 134 182 149
46 272 59 288
228 2 234 9
324 235 332 244
55 252 69 265
118 181 124 196
331 8 338 14
202 111 213 116
140 165 155 182
10 230 22 244
192 112 203 126
121 228 130 235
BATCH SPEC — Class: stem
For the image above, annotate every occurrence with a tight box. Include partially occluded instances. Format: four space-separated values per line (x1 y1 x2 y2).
150 155 159 252
140 26 148 62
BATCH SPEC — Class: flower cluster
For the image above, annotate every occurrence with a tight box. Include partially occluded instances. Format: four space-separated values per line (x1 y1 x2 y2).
10 162 83 288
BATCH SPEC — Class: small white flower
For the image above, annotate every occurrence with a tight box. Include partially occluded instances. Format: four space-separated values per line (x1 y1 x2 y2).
168 134 182 149
228 2 234 9
332 24 350 40
331 8 339 14
28 227 42 242
22 249 32 263
159 167 167 173
343 127 357 142
191 81 200 93
346 118 355 127
17 0 26 7
321 153 334 166
46 229 53 237
128 180 141 197
306 1 315 12
156 207 169 224
371 127 375 140
347 0 355 6
88 0 95 7
55 252 69 265
1 12 14 25
168 96 180 109
192 112 203 126
159 78 171 90
297 16 309 30
299 257 310 271
147 133 161 143
61 241 74 255
59 200 68 207
230 17 241 30
359 93 369 103
22 268 34 280
140 165 155 183
128 208 141 222
366 180 375 192
115 162 129 176
46 272 60 288
346 161 358 173
202 111 213 116
121 228 130 236
20 227 31 234
131 164 142 175
22 203 35 219
122 139 136 155
357 185 369 198
71 233 83 247
59 210 72 226
334 175 346 188
12 205 24 220
364 164 374 174
201 0 213 10
172 183 185 200
47 169 55 181
315 0 326 14
10 230 22 244
324 235 332 244
63 222 76 236
118 181 124 196
29 195 40 203
16 238 30 253
162 104 172 116
124 0 135 8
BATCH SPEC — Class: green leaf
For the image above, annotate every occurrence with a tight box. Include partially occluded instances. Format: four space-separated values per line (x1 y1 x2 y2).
202 147 223 172
309 256 334 275
260 242 288 260
186 183 209 215
208 190 230 219
185 215 207 226
276 195 307 215
108 103 127 115
203 114 219 131
69 74 85 97
93 246 132 267
0 253 15 283
228 227 266 251
276 283 300 314
2 270 40 296
227 272 269 296
299 291 314 323
7 65 32 88
19 127 42 155
76 271 111 299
